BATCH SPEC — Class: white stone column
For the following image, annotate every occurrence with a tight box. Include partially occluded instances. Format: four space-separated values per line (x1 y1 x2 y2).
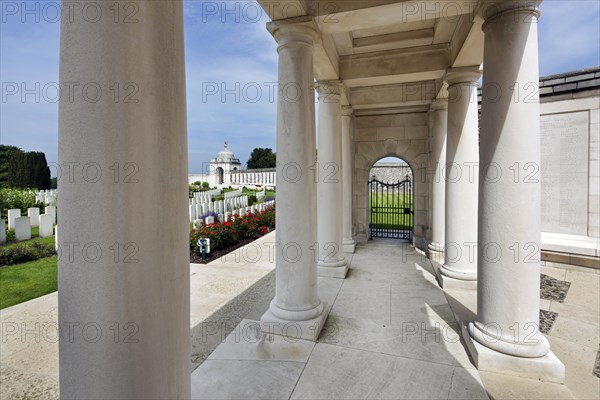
58 2 190 397
341 106 356 254
466 1 564 382
427 99 448 264
316 81 348 278
260 19 328 341
439 67 480 288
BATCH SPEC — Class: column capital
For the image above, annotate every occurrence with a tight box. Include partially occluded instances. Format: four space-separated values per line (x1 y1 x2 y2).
445 67 481 87
341 106 354 117
315 80 344 99
267 16 320 49
479 0 541 30
429 98 448 112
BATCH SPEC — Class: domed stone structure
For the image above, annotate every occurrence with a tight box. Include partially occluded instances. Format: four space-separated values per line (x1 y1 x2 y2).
210 141 241 184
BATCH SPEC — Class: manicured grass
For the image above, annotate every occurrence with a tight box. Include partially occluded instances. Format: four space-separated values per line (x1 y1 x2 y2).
0 256 57 309
3 229 55 249
369 193 413 229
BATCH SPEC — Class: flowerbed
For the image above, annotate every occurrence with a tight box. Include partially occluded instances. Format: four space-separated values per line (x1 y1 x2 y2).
190 207 275 257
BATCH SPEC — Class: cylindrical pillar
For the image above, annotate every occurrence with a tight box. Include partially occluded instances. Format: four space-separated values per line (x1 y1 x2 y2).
316 81 348 278
469 3 550 358
260 20 327 340
427 99 448 264
57 1 190 398
341 106 356 254
440 67 480 285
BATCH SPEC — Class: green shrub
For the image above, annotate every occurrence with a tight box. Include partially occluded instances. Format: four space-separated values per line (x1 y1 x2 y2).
202 182 210 189
0 242 56 267
248 195 257 205
0 188 38 220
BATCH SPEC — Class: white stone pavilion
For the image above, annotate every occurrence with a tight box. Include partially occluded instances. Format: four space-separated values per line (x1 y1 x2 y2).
54 0 599 397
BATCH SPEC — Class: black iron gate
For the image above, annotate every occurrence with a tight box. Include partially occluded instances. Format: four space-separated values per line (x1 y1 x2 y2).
368 177 413 240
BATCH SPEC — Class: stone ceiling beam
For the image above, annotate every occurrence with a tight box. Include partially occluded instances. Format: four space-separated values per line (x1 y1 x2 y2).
352 28 434 52
349 80 442 109
315 1 479 34
340 44 450 87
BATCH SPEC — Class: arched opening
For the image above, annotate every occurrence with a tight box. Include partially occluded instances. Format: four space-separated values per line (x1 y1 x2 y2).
368 157 413 241
215 167 224 184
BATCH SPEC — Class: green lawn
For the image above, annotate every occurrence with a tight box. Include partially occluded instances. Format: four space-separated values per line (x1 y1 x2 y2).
369 192 413 229
2 227 55 248
0 256 57 309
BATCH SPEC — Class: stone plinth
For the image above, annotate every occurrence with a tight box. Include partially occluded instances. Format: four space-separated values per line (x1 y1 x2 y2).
461 323 565 383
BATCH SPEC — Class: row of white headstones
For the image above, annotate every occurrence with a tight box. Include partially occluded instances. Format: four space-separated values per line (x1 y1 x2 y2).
35 189 58 206
189 194 250 223
1 206 57 243
193 200 276 227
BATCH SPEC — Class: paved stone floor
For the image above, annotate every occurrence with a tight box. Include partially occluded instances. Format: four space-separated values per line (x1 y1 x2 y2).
1 236 598 399
190 240 598 399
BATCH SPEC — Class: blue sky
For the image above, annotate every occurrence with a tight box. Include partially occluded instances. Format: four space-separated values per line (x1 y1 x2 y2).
1 0 599 174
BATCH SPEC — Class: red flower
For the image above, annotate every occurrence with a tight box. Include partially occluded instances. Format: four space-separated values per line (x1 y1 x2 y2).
210 231 216 235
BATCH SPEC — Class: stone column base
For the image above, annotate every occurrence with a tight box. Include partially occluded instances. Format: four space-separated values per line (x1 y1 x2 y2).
343 239 356 254
260 302 329 342
318 264 349 279
427 247 444 265
460 323 565 383
434 266 477 290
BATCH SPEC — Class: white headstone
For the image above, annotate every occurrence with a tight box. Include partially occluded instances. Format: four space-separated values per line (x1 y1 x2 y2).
28 207 40 227
225 212 231 222
15 216 31 241
0 219 6 244
189 205 196 222
239 208 245 217
250 206 256 214
205 216 215 225
7 209 21 230
46 205 57 225
39 214 54 238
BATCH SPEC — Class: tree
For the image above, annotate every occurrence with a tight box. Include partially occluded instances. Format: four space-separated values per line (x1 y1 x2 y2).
246 148 276 169
0 145 24 188
7 151 51 189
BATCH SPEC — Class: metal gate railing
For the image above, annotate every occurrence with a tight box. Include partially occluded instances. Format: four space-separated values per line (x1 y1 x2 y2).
368 177 413 240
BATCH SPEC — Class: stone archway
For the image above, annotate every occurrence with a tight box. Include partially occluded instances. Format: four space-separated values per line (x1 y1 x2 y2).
352 116 430 251
215 167 224 184
368 157 414 241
